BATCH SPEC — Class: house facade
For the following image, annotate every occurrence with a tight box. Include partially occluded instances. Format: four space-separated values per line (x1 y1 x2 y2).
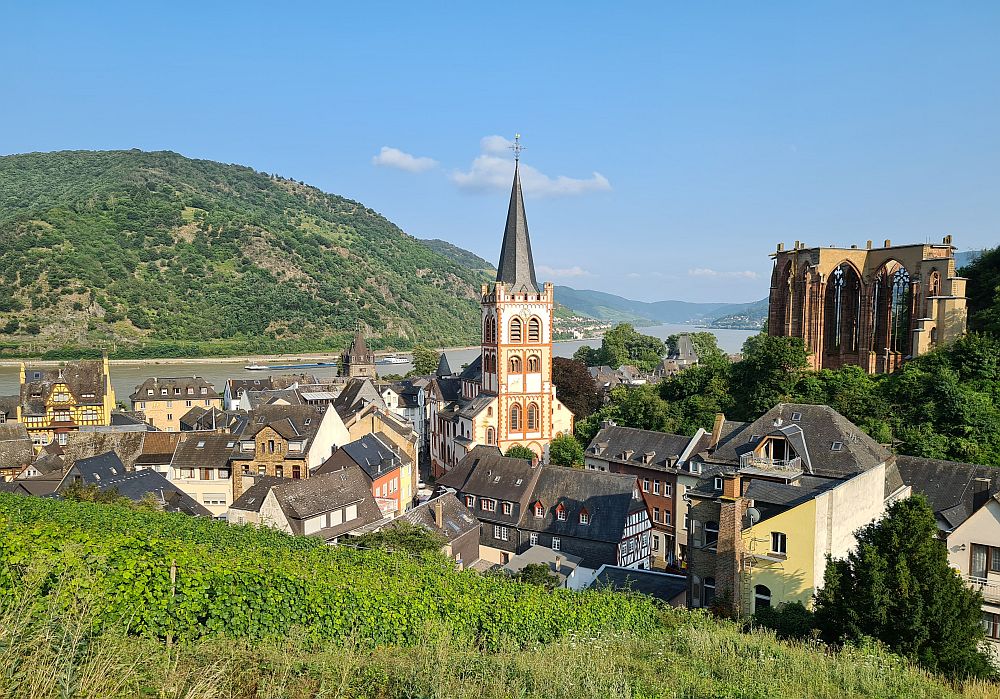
130 377 222 432
18 359 116 449
316 432 413 516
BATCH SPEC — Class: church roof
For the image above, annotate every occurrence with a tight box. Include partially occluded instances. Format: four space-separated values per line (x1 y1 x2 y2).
346 329 371 360
436 353 452 378
496 162 539 294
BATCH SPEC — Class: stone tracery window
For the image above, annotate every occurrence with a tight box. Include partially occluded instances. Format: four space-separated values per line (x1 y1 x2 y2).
824 264 861 354
527 402 539 430
510 403 522 431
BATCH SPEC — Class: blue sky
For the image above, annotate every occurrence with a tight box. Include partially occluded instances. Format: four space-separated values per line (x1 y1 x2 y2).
2 2 998 302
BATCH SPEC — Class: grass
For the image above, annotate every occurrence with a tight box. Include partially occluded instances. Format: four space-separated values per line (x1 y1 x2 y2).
2 580 997 699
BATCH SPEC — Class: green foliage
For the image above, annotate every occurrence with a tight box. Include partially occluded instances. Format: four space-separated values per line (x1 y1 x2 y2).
815 495 993 679
0 150 487 357
666 331 727 364
729 335 810 420
549 433 585 467
962 246 1000 337
595 323 666 371
753 601 817 641
573 344 599 365
0 494 657 650
514 563 560 591
505 444 536 461
552 357 601 419
409 345 440 376
349 521 446 557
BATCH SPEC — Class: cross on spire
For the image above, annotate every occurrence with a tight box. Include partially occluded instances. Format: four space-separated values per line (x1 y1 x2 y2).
509 133 525 162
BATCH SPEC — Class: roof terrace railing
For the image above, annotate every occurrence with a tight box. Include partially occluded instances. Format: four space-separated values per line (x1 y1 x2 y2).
739 453 802 471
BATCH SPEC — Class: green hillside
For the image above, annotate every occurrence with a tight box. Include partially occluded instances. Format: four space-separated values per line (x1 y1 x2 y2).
554 285 769 326
1 494 994 699
0 150 486 358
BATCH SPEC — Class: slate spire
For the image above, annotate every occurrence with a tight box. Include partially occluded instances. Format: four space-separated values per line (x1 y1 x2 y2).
495 161 539 294
436 352 452 378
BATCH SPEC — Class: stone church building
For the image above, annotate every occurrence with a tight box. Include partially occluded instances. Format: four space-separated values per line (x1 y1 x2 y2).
429 160 574 476
767 236 967 374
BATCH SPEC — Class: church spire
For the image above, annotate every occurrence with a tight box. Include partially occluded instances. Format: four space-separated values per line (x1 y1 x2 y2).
496 135 538 294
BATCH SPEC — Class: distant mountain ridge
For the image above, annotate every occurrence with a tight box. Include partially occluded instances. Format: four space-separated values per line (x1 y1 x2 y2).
553 286 768 326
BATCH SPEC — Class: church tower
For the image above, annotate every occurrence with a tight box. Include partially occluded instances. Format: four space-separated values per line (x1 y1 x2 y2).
480 143 567 458
341 326 377 378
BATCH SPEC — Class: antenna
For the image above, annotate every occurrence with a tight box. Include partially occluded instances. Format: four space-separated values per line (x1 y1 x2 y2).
747 507 761 525
509 133 525 162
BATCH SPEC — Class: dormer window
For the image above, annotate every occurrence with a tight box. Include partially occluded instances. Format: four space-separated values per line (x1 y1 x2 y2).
714 477 723 491
187 387 194 395
465 495 476 508
196 441 206 449
481 499 496 513
147 389 153 396
579 510 590 525
200 387 207 395
556 504 567 521
533 502 543 518
174 388 181 395
161 389 168 396
502 502 513 515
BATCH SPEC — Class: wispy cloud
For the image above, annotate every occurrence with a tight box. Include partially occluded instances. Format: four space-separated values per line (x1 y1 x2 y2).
372 146 438 173
688 268 759 280
451 135 611 198
537 264 591 278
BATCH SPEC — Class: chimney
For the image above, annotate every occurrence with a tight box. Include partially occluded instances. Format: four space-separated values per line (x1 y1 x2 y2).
434 498 444 527
709 413 726 450
531 456 539 468
722 473 741 500
866 240 873 249
884 239 892 248
600 419 617 429
554 555 562 575
776 242 784 252
973 477 992 512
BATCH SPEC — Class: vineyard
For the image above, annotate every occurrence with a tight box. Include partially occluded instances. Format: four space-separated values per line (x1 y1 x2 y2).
0 494 657 648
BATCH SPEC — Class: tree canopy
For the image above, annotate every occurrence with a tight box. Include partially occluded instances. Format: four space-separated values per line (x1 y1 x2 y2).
552 357 601 419
549 433 585 467
505 444 536 461
409 346 440 376
349 521 446 557
572 323 666 372
814 496 993 679
961 246 1000 337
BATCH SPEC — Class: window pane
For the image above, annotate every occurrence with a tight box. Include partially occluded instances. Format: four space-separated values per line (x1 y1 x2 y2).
972 544 989 578
991 548 1000 573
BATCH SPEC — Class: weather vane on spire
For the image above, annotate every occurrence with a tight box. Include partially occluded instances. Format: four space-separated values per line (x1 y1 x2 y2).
510 133 525 162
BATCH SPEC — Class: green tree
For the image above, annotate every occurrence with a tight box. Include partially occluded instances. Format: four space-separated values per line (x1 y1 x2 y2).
666 331 726 365
729 335 809 420
814 496 993 679
549 433 585 467
505 444 536 461
573 345 600 366
350 521 446 557
514 562 560 590
410 345 440 376
597 324 666 371
552 357 601 419
961 246 1000 337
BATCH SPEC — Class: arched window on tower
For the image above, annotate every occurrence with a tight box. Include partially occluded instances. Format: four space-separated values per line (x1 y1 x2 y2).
528 317 541 343
509 355 522 373
486 427 496 445
929 270 941 297
510 318 522 343
510 404 522 432
527 355 540 372
527 402 539 431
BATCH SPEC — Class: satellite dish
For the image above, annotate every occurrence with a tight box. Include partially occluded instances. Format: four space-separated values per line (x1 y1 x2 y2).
747 507 761 525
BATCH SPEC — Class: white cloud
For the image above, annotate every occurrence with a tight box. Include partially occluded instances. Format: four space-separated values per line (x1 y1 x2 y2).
537 264 591 278
626 272 641 279
371 146 438 173
451 135 611 198
688 268 759 280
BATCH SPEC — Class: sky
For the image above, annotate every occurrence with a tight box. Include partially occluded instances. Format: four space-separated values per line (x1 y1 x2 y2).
1 2 998 303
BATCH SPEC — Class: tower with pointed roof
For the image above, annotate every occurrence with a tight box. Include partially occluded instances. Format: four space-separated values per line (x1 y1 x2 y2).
479 150 572 458
341 327 377 379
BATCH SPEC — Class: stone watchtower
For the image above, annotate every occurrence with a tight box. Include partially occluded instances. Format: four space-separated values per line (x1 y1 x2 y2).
341 328 377 379
480 155 560 458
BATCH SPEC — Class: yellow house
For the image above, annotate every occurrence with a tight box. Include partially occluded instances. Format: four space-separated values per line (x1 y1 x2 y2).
130 376 222 432
18 358 116 449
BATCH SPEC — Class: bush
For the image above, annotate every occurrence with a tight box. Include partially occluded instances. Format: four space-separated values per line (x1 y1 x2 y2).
752 601 817 640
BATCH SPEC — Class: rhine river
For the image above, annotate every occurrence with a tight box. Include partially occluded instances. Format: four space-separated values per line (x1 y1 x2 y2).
0 324 756 400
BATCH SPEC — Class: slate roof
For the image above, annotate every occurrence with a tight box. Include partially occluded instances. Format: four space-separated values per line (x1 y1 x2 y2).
586 425 693 471
458 355 482 383
495 162 539 294
668 334 699 362
333 379 385 419
243 388 305 409
170 433 237 471
437 446 542 525
0 422 33 471
181 407 249 433
129 376 219 402
436 353 453 378
243 405 326 451
20 360 109 414
457 392 495 419
707 404 889 479
272 467 384 539
434 377 462 402
503 545 582 581
591 566 688 604
396 492 479 544
28 451 65 477
78 465 212 516
742 476 842 522
897 455 1000 530
316 433 408 481
0 395 18 418
520 467 644 544
227 378 274 397
67 451 129 484
229 476 285 513
344 330 373 361
134 432 183 467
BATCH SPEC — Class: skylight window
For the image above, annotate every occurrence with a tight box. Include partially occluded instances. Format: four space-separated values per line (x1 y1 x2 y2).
197 441 206 448
791 412 802 421
515 478 523 486
831 441 843 452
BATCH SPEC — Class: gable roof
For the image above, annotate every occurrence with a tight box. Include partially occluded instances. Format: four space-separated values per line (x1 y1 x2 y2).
586 424 693 471
396 492 479 543
66 451 128 484
325 433 408 481
591 566 688 604
271 467 384 538
437 445 542 518
134 432 183 466
130 376 219 402
520 467 643 544
229 476 285 513
897 455 1000 530
458 356 483 383
83 466 212 516
170 433 237 471
0 395 18 417
242 405 326 449
20 360 109 414
333 378 385 419
0 422 33 470
707 403 890 479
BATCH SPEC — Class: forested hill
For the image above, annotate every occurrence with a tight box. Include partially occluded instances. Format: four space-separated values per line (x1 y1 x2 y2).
0 150 486 358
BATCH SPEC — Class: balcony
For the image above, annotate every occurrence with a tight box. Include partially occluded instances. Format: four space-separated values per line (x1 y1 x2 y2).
739 453 802 472
966 575 1000 604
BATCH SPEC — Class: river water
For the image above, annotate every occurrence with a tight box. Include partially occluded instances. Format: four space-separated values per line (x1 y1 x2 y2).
0 324 756 400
